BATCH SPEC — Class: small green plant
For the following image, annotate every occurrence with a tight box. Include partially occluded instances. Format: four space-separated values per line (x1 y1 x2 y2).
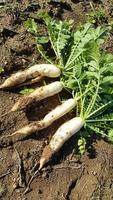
20 87 35 95
88 2 107 24
78 137 86 155
24 19 38 35
0 66 4 73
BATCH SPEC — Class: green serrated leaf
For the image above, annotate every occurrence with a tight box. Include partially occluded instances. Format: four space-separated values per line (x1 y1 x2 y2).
38 12 52 26
102 76 113 84
36 36 49 44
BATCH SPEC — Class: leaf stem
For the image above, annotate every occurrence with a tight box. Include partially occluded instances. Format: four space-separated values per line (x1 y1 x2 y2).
85 70 100 118
87 100 113 119
86 119 113 122
56 22 63 66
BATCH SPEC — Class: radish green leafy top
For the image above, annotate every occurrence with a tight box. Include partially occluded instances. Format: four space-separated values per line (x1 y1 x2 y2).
25 13 113 147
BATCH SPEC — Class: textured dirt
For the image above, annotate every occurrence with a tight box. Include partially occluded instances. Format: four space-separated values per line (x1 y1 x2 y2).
0 1 113 200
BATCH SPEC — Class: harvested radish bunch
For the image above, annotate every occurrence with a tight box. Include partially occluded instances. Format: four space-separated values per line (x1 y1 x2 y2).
39 48 113 168
1 13 113 177
24 13 113 169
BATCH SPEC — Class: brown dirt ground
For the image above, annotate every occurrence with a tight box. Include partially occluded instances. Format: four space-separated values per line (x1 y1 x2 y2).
0 0 113 200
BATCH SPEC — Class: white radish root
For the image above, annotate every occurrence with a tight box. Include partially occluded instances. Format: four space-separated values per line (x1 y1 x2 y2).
0 64 61 89
43 98 76 125
0 99 76 147
0 122 44 147
39 117 84 170
11 81 63 112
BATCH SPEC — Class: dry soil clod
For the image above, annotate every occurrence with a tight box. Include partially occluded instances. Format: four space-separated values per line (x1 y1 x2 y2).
15 148 26 188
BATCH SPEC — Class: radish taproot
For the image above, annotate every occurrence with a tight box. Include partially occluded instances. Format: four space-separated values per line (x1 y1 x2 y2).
0 98 76 147
0 64 61 89
11 81 63 112
39 117 84 169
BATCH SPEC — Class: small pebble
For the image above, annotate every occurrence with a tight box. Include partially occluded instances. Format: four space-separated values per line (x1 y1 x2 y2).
44 140 48 145
92 171 97 176
12 181 18 189
22 59 26 64
42 171 48 178
9 97 13 100
4 61 7 65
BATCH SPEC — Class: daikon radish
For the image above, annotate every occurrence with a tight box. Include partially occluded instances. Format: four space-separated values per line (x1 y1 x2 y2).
11 81 63 112
39 117 84 169
0 99 76 147
0 64 61 89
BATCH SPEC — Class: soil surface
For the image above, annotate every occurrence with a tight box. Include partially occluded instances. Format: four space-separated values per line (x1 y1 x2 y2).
0 1 113 200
